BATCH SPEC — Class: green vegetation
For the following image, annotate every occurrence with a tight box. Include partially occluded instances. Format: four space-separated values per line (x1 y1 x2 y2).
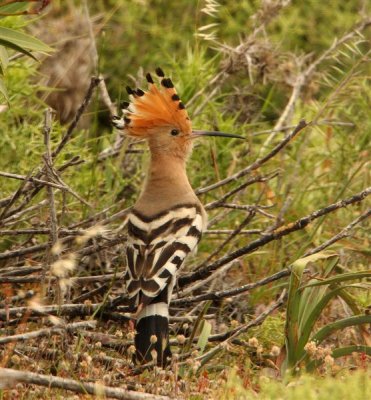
0 0 369 398
221 369 370 400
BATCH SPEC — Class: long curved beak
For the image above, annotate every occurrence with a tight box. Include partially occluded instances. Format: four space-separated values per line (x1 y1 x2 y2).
192 130 244 139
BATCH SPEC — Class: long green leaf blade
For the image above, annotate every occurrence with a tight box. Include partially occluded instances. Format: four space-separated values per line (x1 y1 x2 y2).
285 252 338 369
0 38 37 60
312 315 371 345
297 285 351 354
0 3 30 17
197 320 212 354
300 270 371 289
0 26 52 53
298 256 339 332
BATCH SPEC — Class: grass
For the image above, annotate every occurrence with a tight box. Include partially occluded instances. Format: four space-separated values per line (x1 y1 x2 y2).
220 369 370 400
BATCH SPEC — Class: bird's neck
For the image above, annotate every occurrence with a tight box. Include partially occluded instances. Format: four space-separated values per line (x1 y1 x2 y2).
134 153 199 215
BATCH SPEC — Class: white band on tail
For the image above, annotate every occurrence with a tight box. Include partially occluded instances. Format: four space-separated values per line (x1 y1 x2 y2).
137 302 169 322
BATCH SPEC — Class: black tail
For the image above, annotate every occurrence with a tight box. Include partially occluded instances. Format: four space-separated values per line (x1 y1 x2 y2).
134 302 171 367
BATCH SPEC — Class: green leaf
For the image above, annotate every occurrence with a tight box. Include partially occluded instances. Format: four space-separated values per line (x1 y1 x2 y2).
300 270 371 289
0 77 9 102
0 3 30 17
197 320 212 354
284 252 338 370
179 300 212 377
297 285 352 355
285 260 306 369
292 252 338 269
298 256 339 332
331 345 371 358
312 314 371 345
0 45 8 75
183 300 212 355
0 38 37 60
0 26 52 53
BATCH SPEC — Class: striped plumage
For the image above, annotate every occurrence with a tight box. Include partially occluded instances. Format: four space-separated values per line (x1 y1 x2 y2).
126 204 204 306
126 204 205 364
112 67 242 366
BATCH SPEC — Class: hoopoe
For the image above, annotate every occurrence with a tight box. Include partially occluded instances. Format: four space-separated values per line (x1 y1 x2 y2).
112 67 242 366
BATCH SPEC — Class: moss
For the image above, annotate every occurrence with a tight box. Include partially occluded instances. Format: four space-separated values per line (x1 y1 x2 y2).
247 315 286 348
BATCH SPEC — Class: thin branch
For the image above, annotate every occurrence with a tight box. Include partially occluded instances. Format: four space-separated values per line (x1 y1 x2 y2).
216 203 276 218
196 120 308 195
0 228 84 236
304 208 371 257
173 269 290 306
0 172 66 190
0 303 105 321
0 321 97 345
47 165 92 208
1 200 48 225
0 171 35 221
0 157 84 209
0 77 99 217
0 266 42 277
43 108 58 247
179 186 370 287
196 290 286 365
204 171 279 209
176 261 237 297
251 120 355 137
204 229 262 235
0 243 49 261
195 211 256 272
52 77 101 159
98 74 117 117
0 273 117 284
0 234 125 261
0 368 170 400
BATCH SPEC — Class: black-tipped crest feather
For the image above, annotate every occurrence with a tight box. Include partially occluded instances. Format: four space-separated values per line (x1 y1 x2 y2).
155 67 165 77
146 72 154 83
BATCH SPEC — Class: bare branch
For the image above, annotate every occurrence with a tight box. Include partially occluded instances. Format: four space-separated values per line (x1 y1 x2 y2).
0 303 105 321
0 368 170 400
0 171 66 190
204 171 279 209
173 269 290 306
196 120 308 195
0 321 97 345
43 108 58 247
179 186 370 287
0 234 125 262
52 77 101 159
194 211 256 272
204 229 261 235
304 208 371 257
196 290 286 365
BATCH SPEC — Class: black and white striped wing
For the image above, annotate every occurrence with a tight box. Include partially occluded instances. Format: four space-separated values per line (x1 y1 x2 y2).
125 204 203 307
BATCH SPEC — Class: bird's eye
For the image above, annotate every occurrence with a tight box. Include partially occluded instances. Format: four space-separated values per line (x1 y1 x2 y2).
171 129 180 136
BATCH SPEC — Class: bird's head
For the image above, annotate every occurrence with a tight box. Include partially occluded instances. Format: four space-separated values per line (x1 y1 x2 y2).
112 67 243 160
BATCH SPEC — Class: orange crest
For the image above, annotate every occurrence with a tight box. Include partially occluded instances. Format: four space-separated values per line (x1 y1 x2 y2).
120 68 192 137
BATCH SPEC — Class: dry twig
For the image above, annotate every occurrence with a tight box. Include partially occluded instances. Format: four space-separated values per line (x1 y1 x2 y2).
0 367 170 400
0 320 96 345
179 186 371 286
